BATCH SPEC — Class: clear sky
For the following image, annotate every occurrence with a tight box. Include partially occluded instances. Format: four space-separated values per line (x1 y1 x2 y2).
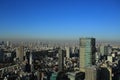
0 0 120 40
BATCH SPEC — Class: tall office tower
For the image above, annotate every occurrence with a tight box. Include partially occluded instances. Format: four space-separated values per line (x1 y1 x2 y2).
65 47 70 59
16 46 24 62
79 38 96 72
58 48 64 72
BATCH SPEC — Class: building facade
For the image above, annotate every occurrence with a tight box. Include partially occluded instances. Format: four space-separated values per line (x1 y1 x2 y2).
16 46 24 62
85 66 97 80
58 48 64 71
79 38 96 72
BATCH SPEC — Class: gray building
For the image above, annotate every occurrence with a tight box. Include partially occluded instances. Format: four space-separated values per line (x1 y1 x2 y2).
58 48 64 71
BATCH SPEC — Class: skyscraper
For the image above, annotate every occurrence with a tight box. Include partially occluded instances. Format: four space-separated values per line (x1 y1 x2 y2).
16 46 24 62
65 47 70 59
79 38 96 72
58 48 64 71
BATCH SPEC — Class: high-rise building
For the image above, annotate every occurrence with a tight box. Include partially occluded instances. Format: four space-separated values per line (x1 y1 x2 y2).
99 45 108 56
79 38 96 72
99 44 112 56
58 48 64 71
16 46 24 62
65 47 70 59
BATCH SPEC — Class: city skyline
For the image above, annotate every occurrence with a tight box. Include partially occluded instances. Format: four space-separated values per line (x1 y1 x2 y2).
0 0 120 41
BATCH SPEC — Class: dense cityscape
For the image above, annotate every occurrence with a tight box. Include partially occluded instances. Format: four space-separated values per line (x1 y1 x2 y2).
0 38 120 80
0 0 120 80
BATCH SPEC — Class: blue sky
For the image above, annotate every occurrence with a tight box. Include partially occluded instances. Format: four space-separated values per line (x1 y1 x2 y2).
0 0 120 40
